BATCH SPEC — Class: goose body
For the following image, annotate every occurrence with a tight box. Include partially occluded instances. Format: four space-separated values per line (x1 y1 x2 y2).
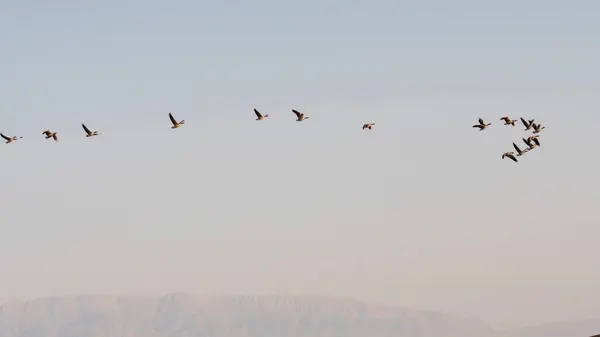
473 118 491 130
362 123 375 130
254 109 269 120
169 112 185 129
1 133 22 144
82 123 100 137
500 117 517 126
532 123 546 134
292 109 309 121
502 151 518 163
42 130 58 141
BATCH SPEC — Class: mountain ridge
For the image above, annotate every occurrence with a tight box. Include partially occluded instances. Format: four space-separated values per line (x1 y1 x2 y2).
0 293 596 337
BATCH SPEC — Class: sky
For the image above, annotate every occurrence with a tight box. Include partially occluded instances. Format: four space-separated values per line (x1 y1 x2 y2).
1 0 599 330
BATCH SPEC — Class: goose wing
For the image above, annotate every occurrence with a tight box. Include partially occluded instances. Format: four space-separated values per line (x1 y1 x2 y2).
513 142 522 154
292 109 302 118
520 117 529 127
478 118 484 125
169 113 178 125
82 124 92 134
533 137 540 146
254 109 262 118
507 154 518 162
0 133 9 141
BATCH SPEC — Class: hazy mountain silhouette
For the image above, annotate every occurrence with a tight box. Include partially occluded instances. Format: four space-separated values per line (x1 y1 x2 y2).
0 294 597 337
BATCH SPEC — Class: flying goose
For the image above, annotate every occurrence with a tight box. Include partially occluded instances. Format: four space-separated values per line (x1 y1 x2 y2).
82 123 100 137
520 117 535 131
502 152 518 163
513 142 529 156
1 133 22 144
169 112 185 129
522 137 537 150
531 122 546 134
292 109 309 122
254 109 268 120
527 135 540 146
42 130 58 141
472 118 491 130
500 117 517 126
362 123 375 130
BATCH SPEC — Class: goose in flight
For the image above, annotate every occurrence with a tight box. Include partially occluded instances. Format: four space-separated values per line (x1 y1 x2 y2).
513 142 529 156
292 109 309 122
473 118 491 130
500 117 517 126
254 109 268 120
362 123 375 130
82 123 100 137
526 135 540 147
1 133 22 144
42 130 58 141
522 137 537 150
532 122 546 134
169 112 185 129
520 117 535 131
502 152 518 163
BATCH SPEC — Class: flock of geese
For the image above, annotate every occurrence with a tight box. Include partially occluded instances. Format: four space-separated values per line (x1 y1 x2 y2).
3 111 545 159
473 116 547 163
1 110 377 144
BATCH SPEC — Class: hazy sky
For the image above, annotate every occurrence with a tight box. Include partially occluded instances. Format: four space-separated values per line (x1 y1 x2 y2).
1 0 599 330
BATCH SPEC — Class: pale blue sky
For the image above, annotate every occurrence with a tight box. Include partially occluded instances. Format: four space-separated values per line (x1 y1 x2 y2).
1 0 599 329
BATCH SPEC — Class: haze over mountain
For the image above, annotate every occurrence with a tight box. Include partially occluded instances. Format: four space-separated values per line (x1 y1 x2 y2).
0 294 597 337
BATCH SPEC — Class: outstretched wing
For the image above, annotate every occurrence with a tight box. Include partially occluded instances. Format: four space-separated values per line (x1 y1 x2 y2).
520 117 528 126
533 137 540 146
169 113 177 125
82 124 92 134
254 109 262 118
0 133 9 140
513 142 521 153
508 154 518 162
292 109 302 118
478 118 484 125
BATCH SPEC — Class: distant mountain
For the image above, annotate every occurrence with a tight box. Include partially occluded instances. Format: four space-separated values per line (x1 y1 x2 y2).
0 294 596 337
510 318 600 337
